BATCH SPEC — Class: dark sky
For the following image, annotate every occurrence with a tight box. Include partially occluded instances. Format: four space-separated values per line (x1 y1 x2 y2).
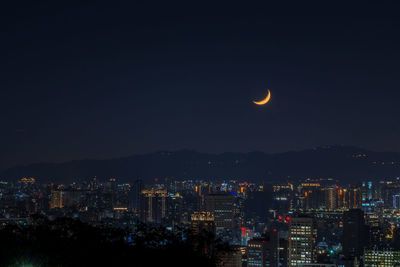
1 1 400 169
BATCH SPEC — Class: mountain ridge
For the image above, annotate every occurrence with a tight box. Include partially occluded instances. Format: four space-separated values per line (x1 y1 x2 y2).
2 145 400 184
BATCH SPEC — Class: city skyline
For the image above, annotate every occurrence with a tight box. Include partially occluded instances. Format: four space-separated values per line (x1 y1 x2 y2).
3 1 400 266
2 174 400 266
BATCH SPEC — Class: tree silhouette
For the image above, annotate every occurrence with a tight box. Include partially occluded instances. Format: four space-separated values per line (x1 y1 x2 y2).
0 216 228 267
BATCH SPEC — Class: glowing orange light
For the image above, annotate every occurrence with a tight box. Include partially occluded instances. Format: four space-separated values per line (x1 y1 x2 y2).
253 90 271 105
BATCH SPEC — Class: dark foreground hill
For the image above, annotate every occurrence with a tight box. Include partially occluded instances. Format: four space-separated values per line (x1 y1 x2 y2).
2 145 400 184
0 217 218 267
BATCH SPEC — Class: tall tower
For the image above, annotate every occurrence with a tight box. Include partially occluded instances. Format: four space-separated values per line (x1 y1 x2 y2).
141 188 167 224
205 194 235 232
325 187 338 210
342 209 367 259
50 190 63 209
129 179 143 212
288 216 317 266
190 211 216 236
247 231 279 267
217 248 242 267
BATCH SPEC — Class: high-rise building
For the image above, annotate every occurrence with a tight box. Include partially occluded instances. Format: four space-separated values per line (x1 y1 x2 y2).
141 188 167 224
288 216 317 267
324 187 337 211
205 194 235 232
368 226 386 249
190 211 216 236
89 176 99 191
279 237 289 267
342 209 367 259
247 239 265 267
105 178 117 192
50 190 63 209
337 186 362 209
363 249 400 267
129 180 143 211
299 183 322 211
217 247 242 267
394 195 400 210
382 181 400 209
247 231 279 267
62 190 82 207
362 181 374 202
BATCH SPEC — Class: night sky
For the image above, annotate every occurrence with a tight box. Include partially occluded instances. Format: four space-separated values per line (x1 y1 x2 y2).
1 1 400 169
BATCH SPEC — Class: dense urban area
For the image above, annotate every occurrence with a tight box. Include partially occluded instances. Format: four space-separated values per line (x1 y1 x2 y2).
1 173 400 266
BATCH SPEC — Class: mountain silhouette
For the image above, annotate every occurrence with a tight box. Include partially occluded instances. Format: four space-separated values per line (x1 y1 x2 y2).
2 145 400 184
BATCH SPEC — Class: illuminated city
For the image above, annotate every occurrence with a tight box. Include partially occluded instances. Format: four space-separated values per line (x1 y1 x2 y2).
2 175 400 266
2 1 400 266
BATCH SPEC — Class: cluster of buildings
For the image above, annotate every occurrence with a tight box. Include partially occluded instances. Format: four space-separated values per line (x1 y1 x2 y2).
2 176 400 266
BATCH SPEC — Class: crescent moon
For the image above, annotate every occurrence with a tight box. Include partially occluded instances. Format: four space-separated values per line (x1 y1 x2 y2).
253 90 271 105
